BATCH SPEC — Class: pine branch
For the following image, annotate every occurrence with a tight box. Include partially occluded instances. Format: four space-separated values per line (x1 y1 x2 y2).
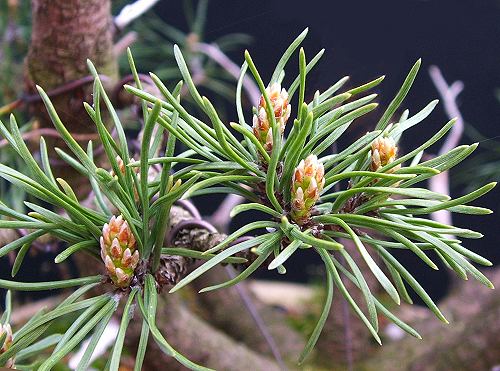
0 26 494 369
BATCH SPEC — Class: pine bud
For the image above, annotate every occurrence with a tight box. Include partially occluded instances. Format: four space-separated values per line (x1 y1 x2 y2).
0 323 14 367
291 155 325 224
252 83 291 152
111 156 156 202
111 156 137 177
112 155 159 182
100 215 139 288
370 137 400 172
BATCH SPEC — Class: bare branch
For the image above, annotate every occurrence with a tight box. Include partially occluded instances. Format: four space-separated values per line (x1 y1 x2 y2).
0 128 101 149
428 66 465 227
10 296 61 325
114 0 161 31
210 193 244 232
114 31 139 56
428 66 464 155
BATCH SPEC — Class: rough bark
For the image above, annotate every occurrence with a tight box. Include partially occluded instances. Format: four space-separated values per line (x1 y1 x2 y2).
153 205 226 287
26 0 117 107
21 3 293 367
22 5 301 367
144 205 303 368
25 0 118 190
22 3 500 370
76 205 297 368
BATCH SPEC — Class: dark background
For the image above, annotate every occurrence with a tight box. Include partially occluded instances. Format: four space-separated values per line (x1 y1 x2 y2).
156 0 500 301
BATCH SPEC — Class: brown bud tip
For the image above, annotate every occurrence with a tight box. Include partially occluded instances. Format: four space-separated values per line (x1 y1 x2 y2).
370 136 399 172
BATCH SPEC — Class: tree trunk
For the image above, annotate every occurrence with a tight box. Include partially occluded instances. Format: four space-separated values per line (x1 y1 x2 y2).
25 0 118 189
193 267 306 363
26 0 117 108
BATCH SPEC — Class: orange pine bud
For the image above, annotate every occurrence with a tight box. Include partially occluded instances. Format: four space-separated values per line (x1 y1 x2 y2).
110 156 133 177
370 137 400 172
252 83 291 153
110 156 158 202
100 215 139 288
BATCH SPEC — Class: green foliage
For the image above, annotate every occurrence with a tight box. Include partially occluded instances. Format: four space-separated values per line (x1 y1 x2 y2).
128 28 494 362
0 0 31 106
0 53 209 369
0 28 495 369
0 1 33 213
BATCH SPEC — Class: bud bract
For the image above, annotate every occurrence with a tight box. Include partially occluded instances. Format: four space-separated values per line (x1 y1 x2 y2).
291 155 325 224
100 215 139 288
252 83 291 153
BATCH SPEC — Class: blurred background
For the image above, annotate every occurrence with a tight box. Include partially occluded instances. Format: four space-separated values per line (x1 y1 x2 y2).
1 0 499 369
